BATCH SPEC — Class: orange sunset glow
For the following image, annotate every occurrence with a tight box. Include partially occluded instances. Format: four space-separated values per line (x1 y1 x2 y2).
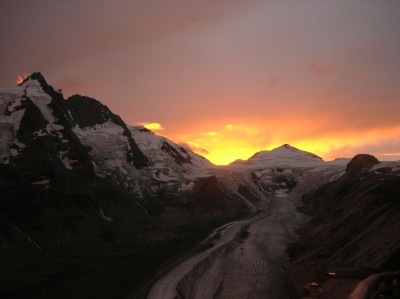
165 106 400 165
138 122 164 131
16 74 29 85
170 121 400 165
2 3 400 299
2 1 400 165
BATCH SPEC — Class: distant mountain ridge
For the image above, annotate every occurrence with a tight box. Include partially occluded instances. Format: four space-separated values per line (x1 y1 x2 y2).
249 144 322 160
231 144 325 168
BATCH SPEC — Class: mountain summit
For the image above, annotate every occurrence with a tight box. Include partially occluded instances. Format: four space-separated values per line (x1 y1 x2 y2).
231 144 323 167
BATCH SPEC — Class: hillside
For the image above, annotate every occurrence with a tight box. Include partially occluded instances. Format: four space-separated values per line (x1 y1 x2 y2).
288 155 400 296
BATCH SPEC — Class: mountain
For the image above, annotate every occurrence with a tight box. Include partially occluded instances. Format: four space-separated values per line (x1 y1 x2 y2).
64 94 213 197
1 72 398 299
129 125 212 177
0 72 244 234
0 73 248 299
288 154 400 294
0 74 174 253
231 144 325 168
0 72 94 173
66 94 149 169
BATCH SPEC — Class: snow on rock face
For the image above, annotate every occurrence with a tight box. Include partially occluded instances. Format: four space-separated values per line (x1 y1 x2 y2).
0 73 94 174
0 77 66 164
250 167 296 198
72 121 142 189
66 94 149 169
71 122 210 197
129 126 213 180
21 79 56 125
130 126 212 168
0 88 26 163
64 94 213 198
232 144 324 168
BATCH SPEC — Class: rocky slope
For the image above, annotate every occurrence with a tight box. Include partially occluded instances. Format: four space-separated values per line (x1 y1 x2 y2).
288 154 400 293
0 73 249 299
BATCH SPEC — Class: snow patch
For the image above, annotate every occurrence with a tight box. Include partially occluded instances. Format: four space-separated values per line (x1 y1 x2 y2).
178 181 195 192
0 91 26 162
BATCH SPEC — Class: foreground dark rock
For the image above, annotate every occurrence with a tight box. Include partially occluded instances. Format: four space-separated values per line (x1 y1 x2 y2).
288 155 400 296
345 154 379 174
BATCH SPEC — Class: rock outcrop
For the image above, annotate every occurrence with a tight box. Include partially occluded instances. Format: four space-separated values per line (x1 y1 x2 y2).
288 155 400 294
345 153 379 174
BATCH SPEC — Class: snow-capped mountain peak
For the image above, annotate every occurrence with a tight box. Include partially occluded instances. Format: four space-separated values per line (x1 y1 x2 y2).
0 72 94 173
231 144 324 168
256 144 322 160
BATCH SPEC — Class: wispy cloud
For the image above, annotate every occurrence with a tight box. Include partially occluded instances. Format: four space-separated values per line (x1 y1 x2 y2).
185 140 209 155
201 131 218 136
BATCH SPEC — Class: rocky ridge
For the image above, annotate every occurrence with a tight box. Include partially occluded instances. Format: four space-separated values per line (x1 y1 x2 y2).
288 154 400 295
0 73 250 298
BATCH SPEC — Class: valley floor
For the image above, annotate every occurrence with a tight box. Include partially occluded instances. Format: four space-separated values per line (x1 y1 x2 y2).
135 170 313 299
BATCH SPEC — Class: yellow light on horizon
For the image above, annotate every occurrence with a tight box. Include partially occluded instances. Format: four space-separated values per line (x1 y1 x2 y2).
138 122 164 131
170 121 400 166
182 123 266 165
201 131 218 136
203 148 256 165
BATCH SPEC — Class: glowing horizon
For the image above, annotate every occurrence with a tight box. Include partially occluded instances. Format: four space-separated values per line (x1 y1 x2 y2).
2 1 400 165
137 122 164 131
165 122 400 165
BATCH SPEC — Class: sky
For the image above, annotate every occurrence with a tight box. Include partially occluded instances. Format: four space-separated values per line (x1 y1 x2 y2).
1 0 400 165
